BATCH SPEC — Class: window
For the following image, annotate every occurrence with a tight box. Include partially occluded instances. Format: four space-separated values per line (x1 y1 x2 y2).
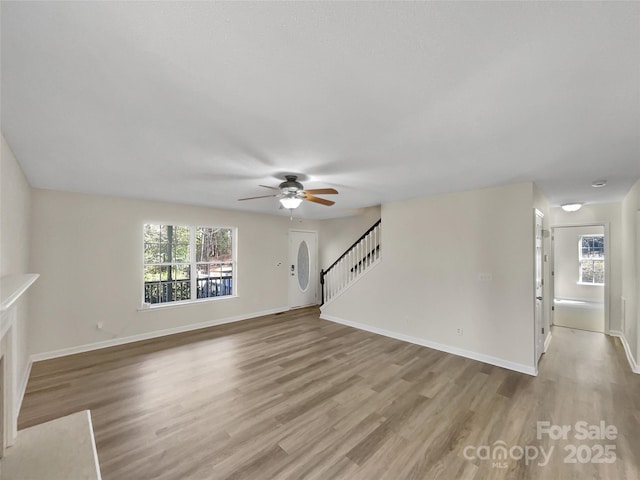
143 224 235 305
195 227 234 300
578 234 604 285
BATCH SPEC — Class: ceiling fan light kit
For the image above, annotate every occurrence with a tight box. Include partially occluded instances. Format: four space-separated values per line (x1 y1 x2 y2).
280 196 303 209
238 175 338 212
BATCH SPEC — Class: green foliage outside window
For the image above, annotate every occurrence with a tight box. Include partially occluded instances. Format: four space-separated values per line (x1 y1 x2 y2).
143 224 234 304
579 235 604 285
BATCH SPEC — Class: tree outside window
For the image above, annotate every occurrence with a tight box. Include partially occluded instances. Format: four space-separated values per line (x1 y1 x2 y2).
578 235 604 285
144 224 235 305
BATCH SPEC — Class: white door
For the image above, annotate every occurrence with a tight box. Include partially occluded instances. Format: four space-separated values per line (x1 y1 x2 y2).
535 210 545 363
289 231 318 308
549 228 555 328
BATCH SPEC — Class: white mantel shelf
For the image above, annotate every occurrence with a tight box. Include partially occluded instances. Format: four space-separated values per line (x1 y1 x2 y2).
1 274 39 313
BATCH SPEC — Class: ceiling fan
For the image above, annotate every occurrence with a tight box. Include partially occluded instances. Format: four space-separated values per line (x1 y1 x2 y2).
238 175 338 209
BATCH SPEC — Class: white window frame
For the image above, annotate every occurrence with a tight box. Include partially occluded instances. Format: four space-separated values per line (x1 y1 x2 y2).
142 224 237 308
578 234 604 286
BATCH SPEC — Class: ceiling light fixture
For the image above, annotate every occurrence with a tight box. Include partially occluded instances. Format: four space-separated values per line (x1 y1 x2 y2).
279 196 303 210
592 180 607 188
561 203 583 212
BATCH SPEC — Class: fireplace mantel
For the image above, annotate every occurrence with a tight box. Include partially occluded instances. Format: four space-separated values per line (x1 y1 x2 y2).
1 274 40 311
1 274 39 337
1 273 39 453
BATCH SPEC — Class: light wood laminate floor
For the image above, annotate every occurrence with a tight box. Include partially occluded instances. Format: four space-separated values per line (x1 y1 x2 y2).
19 308 640 479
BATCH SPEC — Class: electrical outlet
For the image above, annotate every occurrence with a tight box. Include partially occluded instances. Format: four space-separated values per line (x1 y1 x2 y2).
96 322 103 330
456 327 463 336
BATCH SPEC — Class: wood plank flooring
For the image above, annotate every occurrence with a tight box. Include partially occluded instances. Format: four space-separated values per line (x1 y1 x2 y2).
18 308 640 479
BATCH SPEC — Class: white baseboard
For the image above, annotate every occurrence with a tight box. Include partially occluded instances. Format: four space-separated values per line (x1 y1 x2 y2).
544 332 552 353
320 313 537 376
609 330 639 374
30 306 289 363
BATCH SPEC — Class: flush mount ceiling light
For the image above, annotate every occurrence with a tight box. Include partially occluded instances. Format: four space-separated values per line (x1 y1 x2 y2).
561 203 583 212
592 179 607 188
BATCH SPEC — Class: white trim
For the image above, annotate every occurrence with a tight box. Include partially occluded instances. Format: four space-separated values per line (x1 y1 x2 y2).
320 313 537 376
85 411 103 480
0 274 39 449
544 332 552 353
17 357 32 418
0 274 39 313
609 331 640 374
138 293 237 312
30 306 289 362
534 209 545 367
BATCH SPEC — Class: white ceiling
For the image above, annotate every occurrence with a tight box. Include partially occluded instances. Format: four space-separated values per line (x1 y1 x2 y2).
2 1 639 219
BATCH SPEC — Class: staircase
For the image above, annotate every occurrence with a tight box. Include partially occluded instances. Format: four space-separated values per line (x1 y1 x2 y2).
321 219 381 304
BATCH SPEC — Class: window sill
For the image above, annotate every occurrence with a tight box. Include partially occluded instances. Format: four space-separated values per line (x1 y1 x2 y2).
137 295 237 312
576 282 604 287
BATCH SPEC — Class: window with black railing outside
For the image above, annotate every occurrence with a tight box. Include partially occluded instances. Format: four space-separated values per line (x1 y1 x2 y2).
143 224 235 305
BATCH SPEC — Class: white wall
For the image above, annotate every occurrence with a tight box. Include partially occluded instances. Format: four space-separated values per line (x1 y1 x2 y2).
322 182 538 373
1 136 31 276
0 133 33 396
550 203 623 333
621 179 640 367
28 189 324 356
554 226 605 302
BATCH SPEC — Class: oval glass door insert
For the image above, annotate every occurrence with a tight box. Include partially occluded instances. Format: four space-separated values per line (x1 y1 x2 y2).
297 240 310 291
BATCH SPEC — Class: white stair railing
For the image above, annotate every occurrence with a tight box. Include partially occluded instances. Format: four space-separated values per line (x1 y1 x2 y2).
321 219 381 304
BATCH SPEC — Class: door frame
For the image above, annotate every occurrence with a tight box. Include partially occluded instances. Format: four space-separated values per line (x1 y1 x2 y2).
534 209 545 366
549 222 611 334
288 229 319 309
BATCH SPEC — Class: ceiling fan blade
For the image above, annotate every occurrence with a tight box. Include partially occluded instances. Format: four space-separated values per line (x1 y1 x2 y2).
238 194 279 201
303 188 338 195
304 194 335 206
259 185 281 191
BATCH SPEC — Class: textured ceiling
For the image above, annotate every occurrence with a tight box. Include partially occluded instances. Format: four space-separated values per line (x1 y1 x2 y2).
2 1 639 219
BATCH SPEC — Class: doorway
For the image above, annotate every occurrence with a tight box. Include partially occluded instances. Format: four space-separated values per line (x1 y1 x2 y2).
288 230 318 308
551 224 606 333
535 210 545 364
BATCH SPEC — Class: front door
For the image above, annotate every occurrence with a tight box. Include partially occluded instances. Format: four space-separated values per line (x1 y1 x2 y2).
289 230 318 308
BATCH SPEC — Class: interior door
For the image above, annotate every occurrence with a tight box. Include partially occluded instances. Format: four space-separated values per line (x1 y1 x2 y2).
289 230 318 308
549 228 555 328
535 210 545 363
